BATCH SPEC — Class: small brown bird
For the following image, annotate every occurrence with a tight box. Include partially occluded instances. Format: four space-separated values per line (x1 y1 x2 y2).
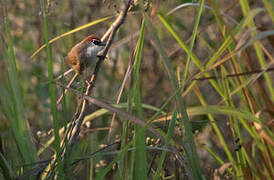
56 35 105 104
66 35 105 74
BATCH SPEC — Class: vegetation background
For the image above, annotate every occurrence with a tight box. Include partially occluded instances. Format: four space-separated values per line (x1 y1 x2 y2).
0 0 273 179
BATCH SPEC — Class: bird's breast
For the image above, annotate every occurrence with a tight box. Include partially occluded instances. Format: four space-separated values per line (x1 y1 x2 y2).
85 45 103 61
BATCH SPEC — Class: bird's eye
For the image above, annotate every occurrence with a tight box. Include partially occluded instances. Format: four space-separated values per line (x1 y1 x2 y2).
93 40 100 45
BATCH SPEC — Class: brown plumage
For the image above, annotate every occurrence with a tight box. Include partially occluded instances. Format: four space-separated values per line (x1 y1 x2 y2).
65 35 104 74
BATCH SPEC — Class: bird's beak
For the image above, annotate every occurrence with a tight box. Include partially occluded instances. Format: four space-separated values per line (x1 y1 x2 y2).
98 41 106 46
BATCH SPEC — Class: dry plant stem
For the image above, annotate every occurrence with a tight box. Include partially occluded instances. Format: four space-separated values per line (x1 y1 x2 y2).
55 0 236 101
56 1 132 106
55 68 74 81
54 82 187 167
67 0 132 148
54 69 75 106
56 82 161 140
60 84 186 169
57 73 78 104
108 47 136 141
192 67 274 81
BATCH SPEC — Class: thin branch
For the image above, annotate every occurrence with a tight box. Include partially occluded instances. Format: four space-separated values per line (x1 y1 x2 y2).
56 73 77 104
54 81 186 169
41 1 134 177
66 0 132 148
108 44 136 141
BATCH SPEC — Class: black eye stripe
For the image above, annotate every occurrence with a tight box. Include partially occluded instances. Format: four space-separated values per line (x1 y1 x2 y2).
93 40 100 45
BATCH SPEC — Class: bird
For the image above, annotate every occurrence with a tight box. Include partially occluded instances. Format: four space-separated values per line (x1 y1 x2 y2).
56 35 105 104
66 35 105 74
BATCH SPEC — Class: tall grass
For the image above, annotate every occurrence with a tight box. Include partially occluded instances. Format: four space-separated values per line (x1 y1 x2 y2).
40 0 63 178
130 19 147 179
0 4 37 179
0 0 273 179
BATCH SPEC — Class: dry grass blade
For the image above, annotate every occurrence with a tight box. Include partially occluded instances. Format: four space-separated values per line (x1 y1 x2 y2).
31 16 113 59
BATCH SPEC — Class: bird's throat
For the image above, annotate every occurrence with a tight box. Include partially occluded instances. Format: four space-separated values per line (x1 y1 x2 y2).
85 45 103 60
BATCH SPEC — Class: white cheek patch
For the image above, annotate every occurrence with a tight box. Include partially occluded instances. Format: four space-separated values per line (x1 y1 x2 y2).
86 45 103 58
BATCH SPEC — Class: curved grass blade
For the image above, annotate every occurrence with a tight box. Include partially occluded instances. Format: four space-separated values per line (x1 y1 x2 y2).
31 16 113 59
157 12 224 97
206 8 264 67
145 12 203 180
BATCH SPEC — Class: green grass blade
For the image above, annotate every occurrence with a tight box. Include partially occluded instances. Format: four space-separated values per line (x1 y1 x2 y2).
2 6 37 166
187 105 263 124
202 145 225 165
40 0 62 176
157 14 203 70
261 0 274 22
144 13 203 180
130 19 147 180
37 103 165 156
206 8 264 67
95 141 134 180
157 13 224 98
187 105 264 139
0 152 14 180
181 0 204 88
153 111 177 179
